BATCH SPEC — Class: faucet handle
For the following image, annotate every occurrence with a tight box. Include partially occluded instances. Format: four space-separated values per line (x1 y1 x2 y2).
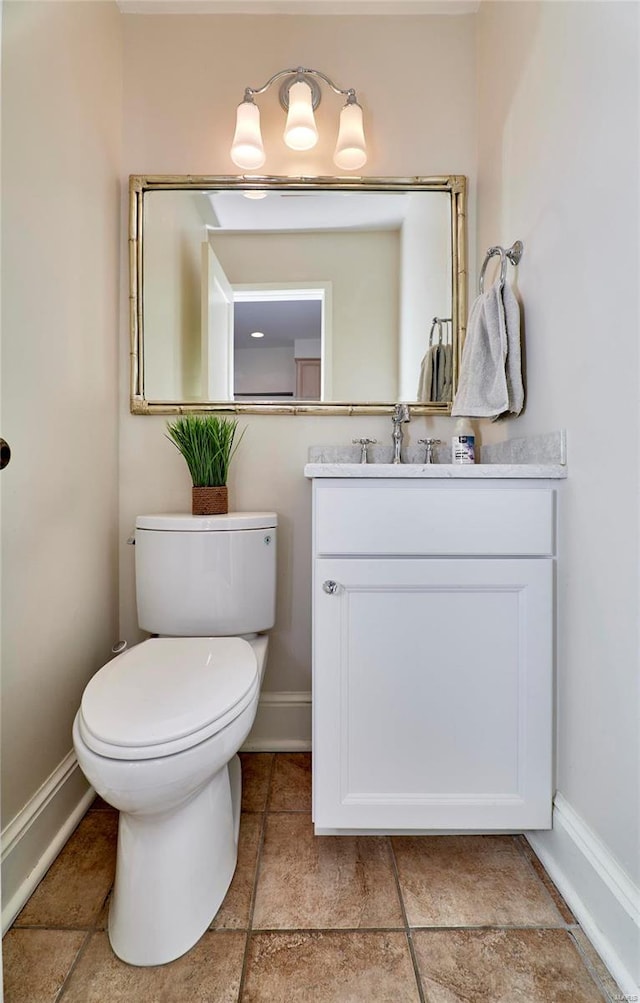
418 438 442 464
353 437 377 464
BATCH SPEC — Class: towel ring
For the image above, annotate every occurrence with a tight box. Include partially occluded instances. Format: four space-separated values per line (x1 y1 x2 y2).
428 316 452 347
479 240 523 293
429 317 443 346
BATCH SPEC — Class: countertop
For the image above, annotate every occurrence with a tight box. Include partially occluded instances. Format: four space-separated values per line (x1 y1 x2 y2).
304 463 567 479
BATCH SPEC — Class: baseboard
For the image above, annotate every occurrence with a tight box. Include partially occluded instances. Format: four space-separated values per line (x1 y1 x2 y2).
527 792 640 997
1 751 94 933
242 691 312 751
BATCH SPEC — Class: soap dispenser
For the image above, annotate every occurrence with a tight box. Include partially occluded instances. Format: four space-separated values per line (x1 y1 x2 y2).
451 418 476 464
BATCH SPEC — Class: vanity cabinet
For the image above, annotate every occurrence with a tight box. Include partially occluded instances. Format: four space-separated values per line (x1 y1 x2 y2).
309 477 555 833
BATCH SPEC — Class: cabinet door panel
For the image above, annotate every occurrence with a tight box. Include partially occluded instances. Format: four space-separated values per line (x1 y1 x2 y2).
313 558 552 831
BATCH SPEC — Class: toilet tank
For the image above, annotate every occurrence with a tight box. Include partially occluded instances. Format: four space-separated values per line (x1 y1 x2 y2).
134 513 277 636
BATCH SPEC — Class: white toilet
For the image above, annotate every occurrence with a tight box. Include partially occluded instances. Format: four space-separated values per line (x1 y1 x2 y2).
72 512 277 967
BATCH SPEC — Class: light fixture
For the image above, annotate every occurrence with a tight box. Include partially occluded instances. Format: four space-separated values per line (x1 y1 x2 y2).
230 67 367 172
250 331 265 338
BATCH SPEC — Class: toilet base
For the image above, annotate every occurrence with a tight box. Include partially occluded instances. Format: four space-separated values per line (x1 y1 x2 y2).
108 754 242 966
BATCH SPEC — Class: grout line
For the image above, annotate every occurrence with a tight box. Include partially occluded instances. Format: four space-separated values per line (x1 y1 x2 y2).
247 925 414 934
388 837 427 1003
236 754 277 1000
56 825 118 999
512 833 577 924
235 922 585 934
54 929 92 1002
567 929 622 1003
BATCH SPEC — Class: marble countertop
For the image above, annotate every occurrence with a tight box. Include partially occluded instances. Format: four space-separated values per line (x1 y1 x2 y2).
305 431 568 479
304 463 567 479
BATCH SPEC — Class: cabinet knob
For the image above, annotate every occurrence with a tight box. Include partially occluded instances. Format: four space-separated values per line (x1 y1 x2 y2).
0 438 11 470
322 580 339 595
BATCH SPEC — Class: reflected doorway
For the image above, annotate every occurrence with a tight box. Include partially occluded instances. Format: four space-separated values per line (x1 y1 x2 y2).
232 285 331 401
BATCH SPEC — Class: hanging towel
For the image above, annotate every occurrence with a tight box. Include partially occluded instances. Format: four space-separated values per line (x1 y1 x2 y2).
441 343 453 402
433 344 447 402
451 279 524 419
416 346 434 402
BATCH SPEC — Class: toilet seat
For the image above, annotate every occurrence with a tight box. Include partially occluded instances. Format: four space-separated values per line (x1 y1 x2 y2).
78 637 259 761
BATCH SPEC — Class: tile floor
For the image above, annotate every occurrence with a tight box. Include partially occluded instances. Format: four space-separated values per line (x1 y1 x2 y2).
4 753 623 1003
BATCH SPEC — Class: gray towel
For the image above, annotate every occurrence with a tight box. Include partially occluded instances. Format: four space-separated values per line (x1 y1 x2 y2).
451 279 523 419
441 343 453 402
416 346 434 402
433 344 446 401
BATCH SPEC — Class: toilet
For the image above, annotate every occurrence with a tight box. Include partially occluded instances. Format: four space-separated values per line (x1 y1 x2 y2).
72 512 277 967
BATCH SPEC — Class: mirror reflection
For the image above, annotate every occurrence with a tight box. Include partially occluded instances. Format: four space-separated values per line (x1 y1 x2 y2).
131 177 466 415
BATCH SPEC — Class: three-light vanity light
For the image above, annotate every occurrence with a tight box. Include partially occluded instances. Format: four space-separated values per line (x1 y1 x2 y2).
230 67 367 172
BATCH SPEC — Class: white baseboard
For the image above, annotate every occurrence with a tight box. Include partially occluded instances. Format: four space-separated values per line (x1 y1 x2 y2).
527 792 640 997
241 690 312 751
1 751 94 933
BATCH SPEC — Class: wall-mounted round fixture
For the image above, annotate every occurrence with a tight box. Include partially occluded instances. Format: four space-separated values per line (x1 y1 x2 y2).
230 67 367 173
250 331 265 339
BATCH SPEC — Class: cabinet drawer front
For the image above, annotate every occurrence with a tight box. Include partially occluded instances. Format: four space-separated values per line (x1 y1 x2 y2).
315 482 554 556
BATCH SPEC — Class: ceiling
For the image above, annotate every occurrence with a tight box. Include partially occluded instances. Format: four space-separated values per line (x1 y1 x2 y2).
207 189 411 232
234 299 322 349
117 0 479 14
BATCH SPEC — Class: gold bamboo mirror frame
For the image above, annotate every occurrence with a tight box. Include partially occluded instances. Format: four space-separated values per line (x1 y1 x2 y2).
130 175 467 415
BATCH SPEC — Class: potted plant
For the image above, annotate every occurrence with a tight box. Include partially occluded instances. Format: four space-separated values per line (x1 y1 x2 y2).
166 415 245 516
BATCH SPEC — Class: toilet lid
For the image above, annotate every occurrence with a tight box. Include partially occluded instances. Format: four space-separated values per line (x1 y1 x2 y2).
79 637 258 759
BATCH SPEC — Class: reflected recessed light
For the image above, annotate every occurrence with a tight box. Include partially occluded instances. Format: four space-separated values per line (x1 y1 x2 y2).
243 191 268 200
250 331 265 338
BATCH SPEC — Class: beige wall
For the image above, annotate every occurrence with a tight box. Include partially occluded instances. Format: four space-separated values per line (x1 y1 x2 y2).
1 1 122 823
211 228 399 400
143 191 206 400
476 0 639 890
119 13 478 690
399 191 451 399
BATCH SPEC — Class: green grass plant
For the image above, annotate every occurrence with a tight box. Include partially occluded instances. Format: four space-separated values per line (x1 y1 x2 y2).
166 415 245 487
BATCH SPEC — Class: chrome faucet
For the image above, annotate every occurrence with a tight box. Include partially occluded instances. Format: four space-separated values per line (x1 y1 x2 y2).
418 437 442 464
391 403 410 464
353 437 377 463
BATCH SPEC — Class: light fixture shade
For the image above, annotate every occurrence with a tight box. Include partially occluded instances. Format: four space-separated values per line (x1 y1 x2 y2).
333 101 367 171
284 80 319 152
230 101 266 170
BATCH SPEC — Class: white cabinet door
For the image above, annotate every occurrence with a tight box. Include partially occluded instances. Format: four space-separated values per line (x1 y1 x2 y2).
313 558 552 832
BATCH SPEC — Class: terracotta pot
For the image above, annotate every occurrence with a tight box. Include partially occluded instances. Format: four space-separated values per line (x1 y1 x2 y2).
192 486 228 516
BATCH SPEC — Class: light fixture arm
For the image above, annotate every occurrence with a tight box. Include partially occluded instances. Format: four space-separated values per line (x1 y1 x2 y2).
241 67 360 112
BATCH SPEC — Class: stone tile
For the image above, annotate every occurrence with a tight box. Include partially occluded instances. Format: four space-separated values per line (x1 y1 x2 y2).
242 931 421 1002
240 753 274 812
59 931 246 1002
392 835 565 928
268 753 312 812
515 835 576 923
211 813 262 930
15 811 118 928
571 929 624 1002
412 928 606 1003
253 814 403 930
3 928 86 1003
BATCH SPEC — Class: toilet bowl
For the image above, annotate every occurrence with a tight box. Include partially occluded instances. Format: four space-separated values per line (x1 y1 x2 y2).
72 512 277 966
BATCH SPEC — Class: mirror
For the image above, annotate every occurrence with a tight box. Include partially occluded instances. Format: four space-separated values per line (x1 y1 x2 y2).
130 175 467 415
